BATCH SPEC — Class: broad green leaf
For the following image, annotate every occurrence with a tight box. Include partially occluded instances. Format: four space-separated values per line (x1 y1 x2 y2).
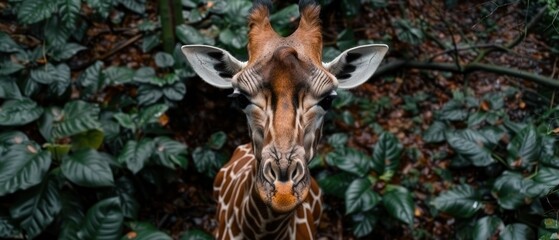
113 177 139 219
506 125 540 169
118 0 145 14
163 81 186 101
207 131 227 150
113 113 136 131
43 143 71 161
492 172 527 210
49 64 71 96
118 139 156 174
86 0 115 18
17 0 57 24
472 216 504 240
62 149 114 187
0 32 22 52
351 211 377 238
71 129 105 150
10 179 61 238
382 185 414 225
467 111 488 126
44 15 71 48
269 4 298 33
50 101 102 139
0 60 24 75
77 197 123 240
154 52 175 68
533 166 559 191
437 99 468 121
30 63 58 84
59 192 85 240
133 67 157 84
371 132 403 179
176 25 214 45
142 34 160 53
0 143 51 196
49 43 87 61
218 28 248 49
58 0 81 28
431 184 482 218
0 214 20 238
0 131 29 145
317 172 354 199
327 133 349 149
327 148 371 177
0 98 43 126
336 29 356 51
104 66 134 85
393 19 425 45
446 129 494 167
499 223 534 240
179 229 213 240
345 178 380 215
138 104 169 127
137 84 163 106
153 137 188 169
192 147 223 178
423 121 447 143
78 61 104 95
0 77 22 99
122 228 172 240
539 218 559 239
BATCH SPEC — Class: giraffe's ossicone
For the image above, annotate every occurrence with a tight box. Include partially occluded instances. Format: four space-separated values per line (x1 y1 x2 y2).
181 0 388 239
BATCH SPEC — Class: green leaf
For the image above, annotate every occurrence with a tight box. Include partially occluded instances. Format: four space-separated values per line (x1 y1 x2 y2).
142 34 160 53
431 184 482 218
113 113 136 131
371 132 403 178
336 29 356 51
269 4 298 34
10 179 61 239
218 28 248 49
492 172 527 210
499 223 534 240
0 77 23 99
138 103 168 127
86 0 115 18
49 64 71 96
62 149 114 187
317 172 355 199
0 98 44 126
351 211 377 238
539 218 559 239
506 125 540 169
118 0 145 14
207 131 227 150
0 60 24 75
163 81 186 101
446 129 494 167
17 0 58 24
0 214 19 238
437 99 468 121
0 131 29 145
137 84 163 105
176 25 214 45
50 101 102 139
43 143 71 161
30 64 57 84
71 129 105 150
327 133 349 149
49 43 87 61
345 178 380 215
104 66 134 85
533 166 559 191
382 185 414 225
393 19 425 45
118 139 156 174
0 32 23 53
78 61 104 96
423 121 447 143
122 227 172 240
153 137 188 169
59 192 85 240
192 147 223 177
44 15 71 48
154 52 175 68
0 143 51 196
179 229 213 240
78 197 123 240
472 216 504 240
327 148 371 177
58 0 81 28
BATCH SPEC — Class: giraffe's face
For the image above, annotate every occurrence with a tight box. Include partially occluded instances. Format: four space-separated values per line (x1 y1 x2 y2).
231 46 336 212
181 0 388 214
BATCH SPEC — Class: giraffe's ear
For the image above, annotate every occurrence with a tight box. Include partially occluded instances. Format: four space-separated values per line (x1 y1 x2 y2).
181 45 246 89
323 44 388 89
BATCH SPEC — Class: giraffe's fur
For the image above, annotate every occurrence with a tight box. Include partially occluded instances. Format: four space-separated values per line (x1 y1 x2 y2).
213 144 322 240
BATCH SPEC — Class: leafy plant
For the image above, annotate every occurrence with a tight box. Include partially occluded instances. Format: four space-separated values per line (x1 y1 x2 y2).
314 132 413 237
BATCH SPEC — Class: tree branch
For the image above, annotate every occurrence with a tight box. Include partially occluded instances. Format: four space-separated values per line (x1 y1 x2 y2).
374 60 559 88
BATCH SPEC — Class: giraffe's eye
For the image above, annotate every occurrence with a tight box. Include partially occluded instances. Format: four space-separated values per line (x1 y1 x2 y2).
229 92 252 109
318 95 337 111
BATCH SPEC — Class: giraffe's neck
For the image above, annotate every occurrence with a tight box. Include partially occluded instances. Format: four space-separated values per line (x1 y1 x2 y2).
239 149 296 239
214 144 320 240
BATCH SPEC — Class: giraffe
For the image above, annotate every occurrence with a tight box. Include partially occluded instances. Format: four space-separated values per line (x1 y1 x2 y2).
181 0 388 239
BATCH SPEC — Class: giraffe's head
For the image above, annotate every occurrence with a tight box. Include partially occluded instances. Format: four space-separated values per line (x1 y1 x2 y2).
182 0 387 213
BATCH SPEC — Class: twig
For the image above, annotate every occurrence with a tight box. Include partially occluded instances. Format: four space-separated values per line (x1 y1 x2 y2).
374 60 559 88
